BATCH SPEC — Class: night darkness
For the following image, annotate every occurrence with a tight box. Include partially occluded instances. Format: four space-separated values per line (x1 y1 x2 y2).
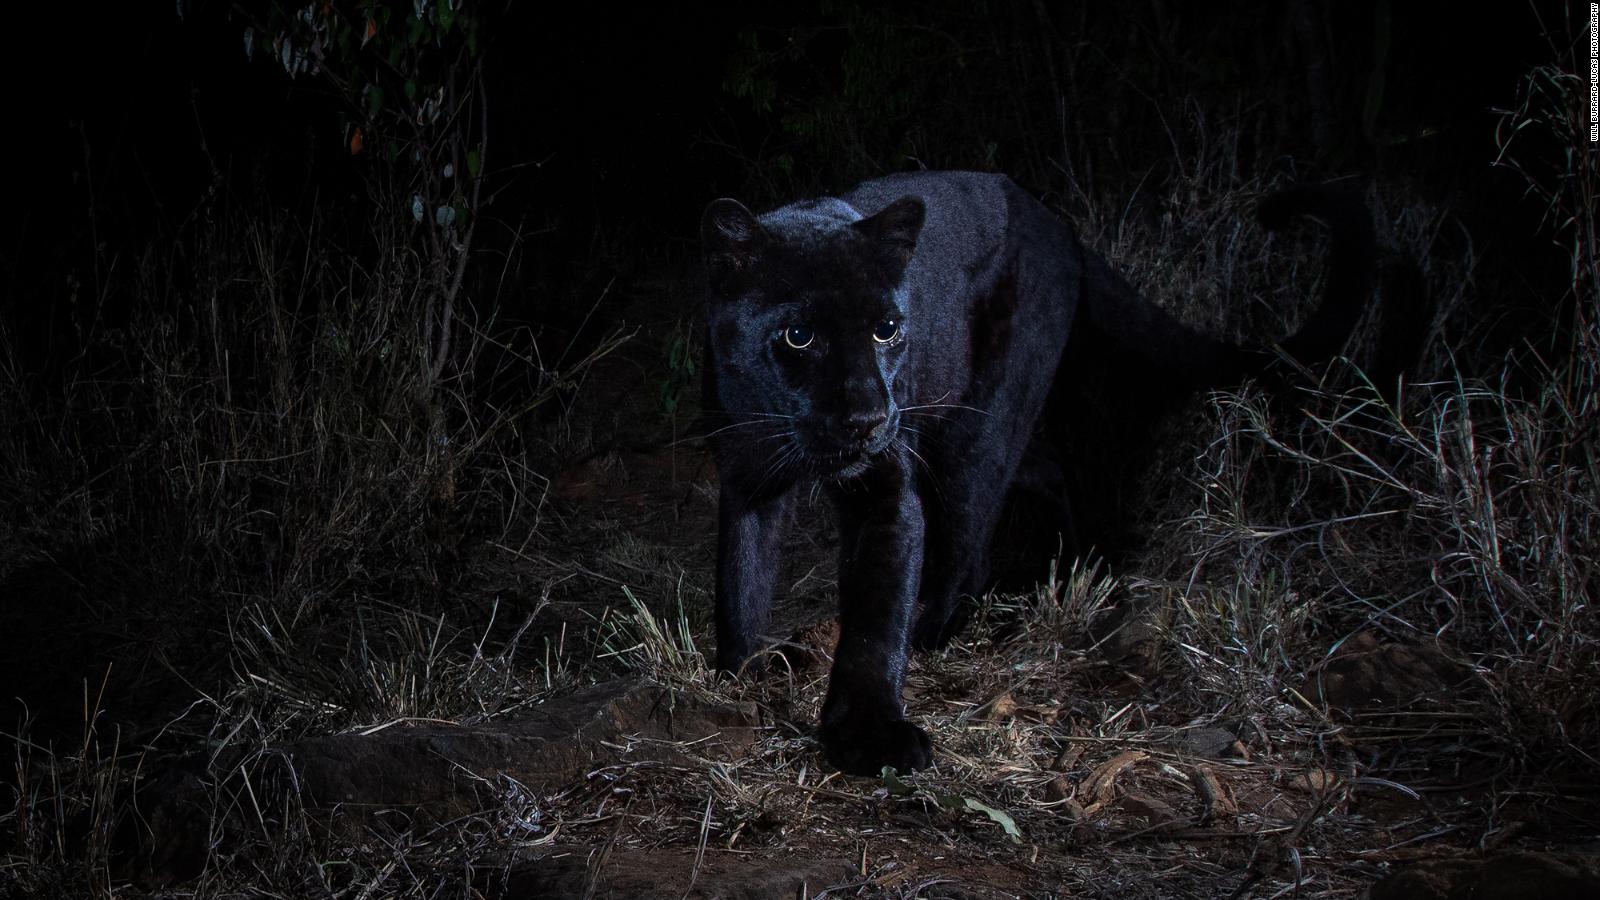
2 2 1596 897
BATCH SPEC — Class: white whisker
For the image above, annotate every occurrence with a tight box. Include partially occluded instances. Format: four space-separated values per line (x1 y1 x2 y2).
897 436 945 507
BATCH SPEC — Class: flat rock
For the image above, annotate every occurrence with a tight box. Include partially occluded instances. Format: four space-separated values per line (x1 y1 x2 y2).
1086 594 1163 679
1317 632 1474 713
290 679 758 816
123 679 759 885
1168 725 1247 759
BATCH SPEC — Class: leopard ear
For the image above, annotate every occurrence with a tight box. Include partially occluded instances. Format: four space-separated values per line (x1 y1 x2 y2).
701 199 768 274
855 196 925 265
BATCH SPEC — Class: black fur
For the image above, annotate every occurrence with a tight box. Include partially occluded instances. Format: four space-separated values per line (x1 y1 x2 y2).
699 172 1374 775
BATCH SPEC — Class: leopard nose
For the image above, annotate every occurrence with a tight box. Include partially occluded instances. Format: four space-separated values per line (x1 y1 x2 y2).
845 409 889 441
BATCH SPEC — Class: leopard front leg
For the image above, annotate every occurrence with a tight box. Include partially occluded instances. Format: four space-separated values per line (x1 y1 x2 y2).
713 488 794 676
820 458 932 775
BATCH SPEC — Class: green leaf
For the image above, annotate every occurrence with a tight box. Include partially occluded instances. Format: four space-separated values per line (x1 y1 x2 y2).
466 148 482 179
879 767 915 797
366 84 384 118
404 79 417 102
942 796 1022 843
879 769 1021 843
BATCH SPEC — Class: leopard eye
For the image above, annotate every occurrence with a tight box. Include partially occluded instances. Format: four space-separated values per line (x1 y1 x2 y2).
871 319 900 343
783 324 815 349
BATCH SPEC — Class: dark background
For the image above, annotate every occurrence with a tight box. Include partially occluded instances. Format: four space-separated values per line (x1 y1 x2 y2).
2 1 1568 342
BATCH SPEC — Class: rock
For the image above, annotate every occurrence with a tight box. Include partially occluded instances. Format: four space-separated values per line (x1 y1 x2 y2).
1171 725 1247 759
1366 851 1600 900
1317 633 1475 714
1117 791 1177 826
289 680 757 817
121 679 759 885
1088 596 1162 678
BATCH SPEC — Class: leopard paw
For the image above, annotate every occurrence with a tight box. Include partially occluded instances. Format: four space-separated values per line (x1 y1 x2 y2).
822 717 933 775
